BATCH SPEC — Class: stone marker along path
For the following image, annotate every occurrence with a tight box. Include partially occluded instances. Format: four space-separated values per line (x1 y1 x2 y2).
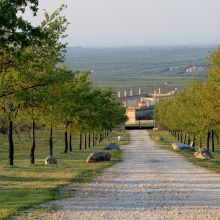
28 130 220 219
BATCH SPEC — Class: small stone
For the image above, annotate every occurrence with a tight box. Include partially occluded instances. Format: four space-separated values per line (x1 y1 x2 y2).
86 152 111 163
44 156 57 165
104 142 120 150
194 147 214 160
118 136 125 141
172 143 194 151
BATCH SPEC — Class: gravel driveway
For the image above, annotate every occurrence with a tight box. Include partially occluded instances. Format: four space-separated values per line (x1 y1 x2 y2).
29 130 220 220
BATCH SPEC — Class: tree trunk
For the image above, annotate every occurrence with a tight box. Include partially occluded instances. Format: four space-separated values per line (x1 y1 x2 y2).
92 132 95 147
79 132 82 150
99 133 102 142
184 133 186 144
180 130 183 143
107 130 109 137
187 134 191 146
64 126 68 153
49 124 53 156
84 133 87 149
207 131 210 150
69 132 72 152
8 119 14 166
211 129 214 152
200 136 202 148
95 135 97 146
88 133 91 148
193 134 196 147
30 120 36 164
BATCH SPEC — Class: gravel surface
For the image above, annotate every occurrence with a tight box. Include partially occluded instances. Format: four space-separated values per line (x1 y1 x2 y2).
26 130 220 220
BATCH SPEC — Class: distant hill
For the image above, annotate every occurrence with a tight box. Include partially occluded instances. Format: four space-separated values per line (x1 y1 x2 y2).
65 46 214 93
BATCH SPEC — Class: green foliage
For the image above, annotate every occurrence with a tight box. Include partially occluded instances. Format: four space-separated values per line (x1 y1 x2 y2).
155 45 220 147
0 0 127 166
0 0 42 48
208 46 220 83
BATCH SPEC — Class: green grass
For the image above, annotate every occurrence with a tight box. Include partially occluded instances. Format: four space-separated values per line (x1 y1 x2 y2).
0 129 128 220
149 129 220 173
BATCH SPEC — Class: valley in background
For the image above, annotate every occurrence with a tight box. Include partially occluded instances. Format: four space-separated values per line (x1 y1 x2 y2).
65 46 214 94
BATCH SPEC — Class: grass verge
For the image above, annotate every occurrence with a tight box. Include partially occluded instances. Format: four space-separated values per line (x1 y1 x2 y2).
0 129 128 220
149 129 220 173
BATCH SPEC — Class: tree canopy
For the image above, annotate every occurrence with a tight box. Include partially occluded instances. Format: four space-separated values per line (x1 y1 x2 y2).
155 46 220 151
0 0 42 48
0 0 127 165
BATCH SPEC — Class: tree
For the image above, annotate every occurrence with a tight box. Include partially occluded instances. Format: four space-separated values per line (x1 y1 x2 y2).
0 0 43 49
154 45 220 151
204 46 220 151
0 3 69 165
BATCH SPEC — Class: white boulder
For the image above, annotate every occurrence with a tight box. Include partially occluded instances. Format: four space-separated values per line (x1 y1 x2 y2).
118 136 125 141
172 143 195 151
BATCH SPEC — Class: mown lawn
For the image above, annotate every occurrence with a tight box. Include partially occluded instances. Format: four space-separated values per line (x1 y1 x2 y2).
0 129 128 220
149 129 220 173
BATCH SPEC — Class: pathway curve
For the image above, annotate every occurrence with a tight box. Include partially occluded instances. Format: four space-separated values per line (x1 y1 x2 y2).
31 130 220 219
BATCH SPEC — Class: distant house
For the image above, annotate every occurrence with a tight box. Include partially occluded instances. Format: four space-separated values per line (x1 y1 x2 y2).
185 66 196 73
118 88 176 125
185 66 204 73
138 98 158 108
126 106 154 124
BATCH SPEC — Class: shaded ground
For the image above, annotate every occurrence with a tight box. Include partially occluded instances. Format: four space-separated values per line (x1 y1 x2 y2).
24 130 220 220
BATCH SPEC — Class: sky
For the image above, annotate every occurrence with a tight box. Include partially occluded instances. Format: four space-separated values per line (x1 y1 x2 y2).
26 0 220 47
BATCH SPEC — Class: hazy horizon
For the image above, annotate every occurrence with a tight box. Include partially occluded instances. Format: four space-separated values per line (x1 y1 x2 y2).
67 44 216 48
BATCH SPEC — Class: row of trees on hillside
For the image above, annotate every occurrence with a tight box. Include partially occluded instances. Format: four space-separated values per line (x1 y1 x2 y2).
0 1 127 165
155 46 220 152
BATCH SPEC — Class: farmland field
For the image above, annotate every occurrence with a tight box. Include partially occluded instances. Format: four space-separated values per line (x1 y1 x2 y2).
65 46 215 93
